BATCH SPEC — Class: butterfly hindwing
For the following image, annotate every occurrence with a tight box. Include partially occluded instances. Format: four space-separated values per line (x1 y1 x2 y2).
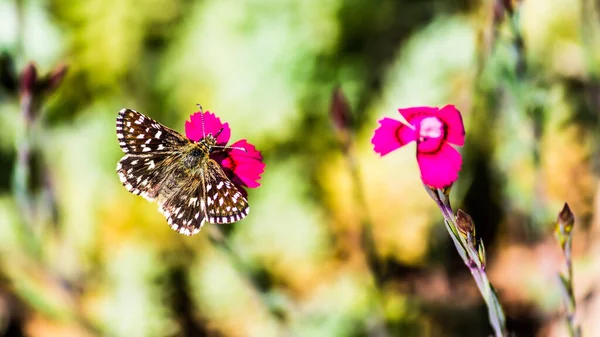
202 159 249 224
157 176 207 236
116 153 179 201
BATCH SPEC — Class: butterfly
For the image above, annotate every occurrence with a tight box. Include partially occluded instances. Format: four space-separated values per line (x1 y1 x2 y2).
116 107 249 236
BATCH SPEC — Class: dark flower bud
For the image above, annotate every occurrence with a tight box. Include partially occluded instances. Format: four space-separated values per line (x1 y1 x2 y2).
18 62 67 124
502 0 514 14
44 64 67 94
20 62 38 98
493 0 506 23
329 86 353 149
557 203 574 233
456 209 476 237
555 203 575 251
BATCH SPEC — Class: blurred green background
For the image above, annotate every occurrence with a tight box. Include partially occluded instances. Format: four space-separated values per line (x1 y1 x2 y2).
1 0 600 336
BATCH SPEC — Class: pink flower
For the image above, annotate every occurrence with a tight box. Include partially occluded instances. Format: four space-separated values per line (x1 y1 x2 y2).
371 105 465 188
185 110 265 194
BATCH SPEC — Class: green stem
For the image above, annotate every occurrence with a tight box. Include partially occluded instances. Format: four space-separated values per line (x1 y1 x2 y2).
207 226 291 327
433 188 507 336
12 92 43 258
344 144 390 337
559 235 581 337
345 144 379 278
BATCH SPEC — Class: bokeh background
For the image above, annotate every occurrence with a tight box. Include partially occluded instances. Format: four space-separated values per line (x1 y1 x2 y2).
0 0 599 336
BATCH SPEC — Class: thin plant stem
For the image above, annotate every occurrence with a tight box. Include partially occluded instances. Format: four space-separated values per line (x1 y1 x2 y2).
329 86 389 337
12 81 43 259
428 187 507 337
345 143 379 279
15 0 25 58
207 225 291 330
555 203 581 337
344 143 390 337
559 235 580 337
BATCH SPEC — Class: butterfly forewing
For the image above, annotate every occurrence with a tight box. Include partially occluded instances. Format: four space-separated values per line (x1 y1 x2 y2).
116 108 187 154
202 159 249 224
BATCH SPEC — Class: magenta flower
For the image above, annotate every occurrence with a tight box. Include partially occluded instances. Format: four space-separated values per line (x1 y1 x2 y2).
371 105 465 188
185 110 265 194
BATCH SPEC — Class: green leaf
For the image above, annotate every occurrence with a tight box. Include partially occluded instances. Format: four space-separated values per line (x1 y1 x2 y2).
478 240 487 270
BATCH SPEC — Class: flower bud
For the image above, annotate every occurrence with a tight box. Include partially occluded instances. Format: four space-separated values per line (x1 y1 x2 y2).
20 62 38 98
456 209 476 237
557 203 574 233
555 203 575 251
329 86 353 150
502 0 514 14
44 64 67 94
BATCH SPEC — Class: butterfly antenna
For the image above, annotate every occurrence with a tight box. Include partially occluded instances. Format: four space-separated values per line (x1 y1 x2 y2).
212 145 248 153
211 128 247 152
197 108 248 153
196 104 205 138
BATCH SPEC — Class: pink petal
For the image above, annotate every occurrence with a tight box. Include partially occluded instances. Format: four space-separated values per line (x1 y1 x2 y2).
436 104 465 146
213 139 265 188
185 110 231 145
416 143 462 188
185 119 202 142
372 118 415 156
398 106 439 123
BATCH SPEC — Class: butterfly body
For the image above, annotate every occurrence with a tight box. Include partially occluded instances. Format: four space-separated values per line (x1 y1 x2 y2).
116 108 249 236
181 136 215 170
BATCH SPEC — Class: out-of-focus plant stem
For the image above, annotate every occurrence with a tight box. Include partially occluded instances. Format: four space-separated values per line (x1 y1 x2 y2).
15 0 25 58
207 226 291 332
330 86 389 337
426 187 507 337
6 58 96 334
507 1 546 232
330 86 380 278
12 62 66 236
581 0 600 174
554 203 581 337
580 0 599 76
346 144 379 278
15 85 34 221
344 143 390 337
13 64 42 258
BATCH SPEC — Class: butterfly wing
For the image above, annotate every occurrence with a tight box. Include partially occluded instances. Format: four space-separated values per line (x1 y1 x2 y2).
116 108 188 201
116 108 187 154
117 153 181 201
202 159 249 224
157 173 207 236
137 158 248 235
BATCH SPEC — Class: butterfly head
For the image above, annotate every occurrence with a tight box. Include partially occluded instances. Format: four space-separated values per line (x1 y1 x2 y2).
198 127 230 153
199 130 219 150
